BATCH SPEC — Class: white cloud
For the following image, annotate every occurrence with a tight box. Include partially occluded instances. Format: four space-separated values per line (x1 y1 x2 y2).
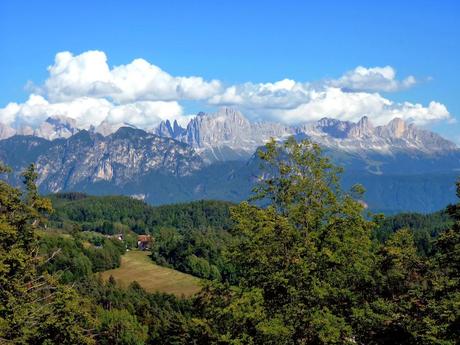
37 50 222 103
209 80 449 126
0 94 184 129
104 101 184 128
329 66 417 92
209 79 310 110
0 51 452 132
42 51 115 101
275 88 450 125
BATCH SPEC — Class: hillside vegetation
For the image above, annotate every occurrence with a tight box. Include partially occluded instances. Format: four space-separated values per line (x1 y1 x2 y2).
47 191 456 281
49 193 234 234
1 138 459 344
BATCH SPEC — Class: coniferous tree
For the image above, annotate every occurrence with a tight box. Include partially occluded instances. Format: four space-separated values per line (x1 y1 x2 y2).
0 163 95 344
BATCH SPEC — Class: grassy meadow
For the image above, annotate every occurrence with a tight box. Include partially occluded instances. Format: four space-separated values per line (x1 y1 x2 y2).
100 250 202 297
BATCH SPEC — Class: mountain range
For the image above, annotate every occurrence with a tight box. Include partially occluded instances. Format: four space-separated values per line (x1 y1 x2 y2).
1 108 459 213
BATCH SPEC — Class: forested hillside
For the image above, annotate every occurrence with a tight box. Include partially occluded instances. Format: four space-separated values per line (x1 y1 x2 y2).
374 210 453 255
47 191 456 280
1 138 459 344
50 193 234 234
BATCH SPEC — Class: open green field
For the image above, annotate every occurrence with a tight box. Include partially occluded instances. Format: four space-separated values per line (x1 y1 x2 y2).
100 250 201 297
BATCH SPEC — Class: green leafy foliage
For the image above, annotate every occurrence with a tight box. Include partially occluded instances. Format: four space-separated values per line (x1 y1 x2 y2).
374 210 453 255
39 233 125 283
96 307 148 345
151 226 236 280
0 163 96 344
192 138 460 344
194 138 376 343
50 194 236 280
77 278 196 345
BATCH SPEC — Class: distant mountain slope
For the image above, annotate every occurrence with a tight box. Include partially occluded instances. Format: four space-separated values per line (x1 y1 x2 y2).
1 108 459 213
296 116 456 154
0 127 204 194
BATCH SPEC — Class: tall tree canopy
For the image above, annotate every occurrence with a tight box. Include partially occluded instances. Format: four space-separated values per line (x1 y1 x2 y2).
193 138 460 345
0 163 95 344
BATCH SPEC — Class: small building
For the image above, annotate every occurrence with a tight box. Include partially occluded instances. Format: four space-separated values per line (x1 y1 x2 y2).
137 235 153 250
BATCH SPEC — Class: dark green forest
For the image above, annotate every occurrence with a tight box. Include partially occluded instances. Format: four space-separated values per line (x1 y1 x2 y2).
49 194 234 234
47 190 454 281
1 138 459 344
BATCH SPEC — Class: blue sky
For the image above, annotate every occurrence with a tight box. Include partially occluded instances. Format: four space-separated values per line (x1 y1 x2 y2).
1 0 459 142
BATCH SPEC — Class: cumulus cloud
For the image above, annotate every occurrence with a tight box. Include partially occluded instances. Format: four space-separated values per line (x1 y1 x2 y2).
329 66 416 92
0 50 452 131
0 94 184 129
209 79 310 110
275 88 449 125
36 50 222 103
209 81 449 126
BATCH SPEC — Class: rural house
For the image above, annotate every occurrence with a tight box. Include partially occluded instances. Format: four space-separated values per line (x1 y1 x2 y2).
137 235 153 250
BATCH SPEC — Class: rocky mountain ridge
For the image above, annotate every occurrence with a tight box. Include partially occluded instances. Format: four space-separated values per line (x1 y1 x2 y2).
1 109 456 160
154 108 292 161
0 112 459 212
154 109 457 161
0 127 203 194
296 115 457 154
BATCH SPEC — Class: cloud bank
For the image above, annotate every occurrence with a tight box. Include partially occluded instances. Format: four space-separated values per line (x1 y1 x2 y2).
0 50 451 130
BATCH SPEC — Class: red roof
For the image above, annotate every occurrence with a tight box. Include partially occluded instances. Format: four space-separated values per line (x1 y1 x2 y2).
137 235 151 242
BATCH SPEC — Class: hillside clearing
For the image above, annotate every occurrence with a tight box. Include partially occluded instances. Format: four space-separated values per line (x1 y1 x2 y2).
99 250 201 297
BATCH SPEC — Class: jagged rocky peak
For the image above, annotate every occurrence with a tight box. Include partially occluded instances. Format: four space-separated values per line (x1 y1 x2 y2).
185 108 252 148
151 109 458 159
384 117 406 138
34 115 79 140
295 115 458 153
311 116 375 139
152 107 293 162
156 120 173 137
348 116 374 138
156 119 185 138
154 107 252 148
315 117 354 138
182 107 291 150
172 119 185 137
190 107 252 132
213 107 250 126
378 119 457 151
0 115 80 141
375 117 420 140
